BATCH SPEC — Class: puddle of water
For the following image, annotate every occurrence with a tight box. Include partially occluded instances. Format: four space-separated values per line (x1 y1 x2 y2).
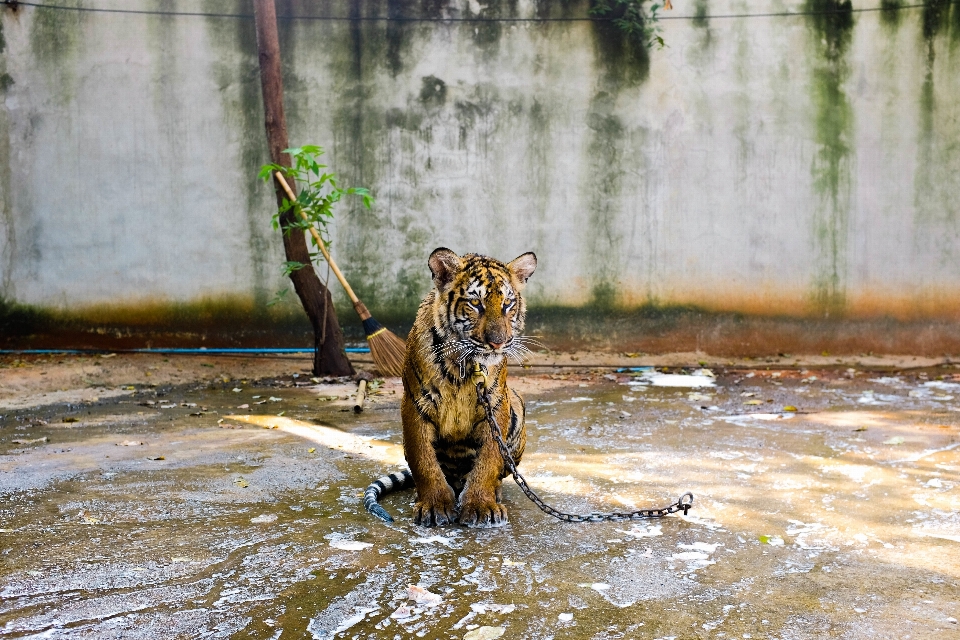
625 369 716 388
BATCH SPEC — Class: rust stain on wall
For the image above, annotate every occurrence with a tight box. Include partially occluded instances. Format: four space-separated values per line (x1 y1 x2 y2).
614 286 960 322
5 294 960 358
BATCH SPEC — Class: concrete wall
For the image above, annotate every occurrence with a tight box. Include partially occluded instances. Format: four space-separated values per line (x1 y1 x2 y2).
1 0 959 325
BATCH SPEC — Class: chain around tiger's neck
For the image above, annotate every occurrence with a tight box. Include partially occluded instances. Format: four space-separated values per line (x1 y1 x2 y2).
471 361 492 392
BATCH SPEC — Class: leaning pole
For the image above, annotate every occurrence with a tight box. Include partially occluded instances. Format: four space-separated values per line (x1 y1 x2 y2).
252 0 354 376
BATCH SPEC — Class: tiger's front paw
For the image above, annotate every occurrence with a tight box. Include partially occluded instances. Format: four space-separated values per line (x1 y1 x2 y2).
457 497 508 528
413 484 457 527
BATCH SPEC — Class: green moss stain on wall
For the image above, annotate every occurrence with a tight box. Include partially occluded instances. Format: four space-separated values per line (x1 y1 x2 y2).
0 16 12 296
380 72 451 317
467 0 506 58
876 1 905 227
920 0 954 41
690 0 713 60
452 83 507 237
686 0 714 141
533 0 578 19
693 0 709 28
880 0 903 30
913 0 960 263
691 0 713 53
391 213 433 318
350 0 446 78
277 0 305 135
202 1 271 308
589 5 651 89
805 0 854 317
419 74 447 107
323 0 541 321
916 1 941 223
583 90 627 308
147 2 180 112
0 296 314 347
385 0 416 77
525 98 553 253
953 0 960 44
146 1 187 248
329 3 392 316
29 1 86 104
323 1 526 321
731 12 753 184
584 5 649 308
30 3 83 60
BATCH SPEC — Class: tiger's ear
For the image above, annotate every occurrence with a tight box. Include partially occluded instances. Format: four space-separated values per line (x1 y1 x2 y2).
508 252 537 288
428 247 462 290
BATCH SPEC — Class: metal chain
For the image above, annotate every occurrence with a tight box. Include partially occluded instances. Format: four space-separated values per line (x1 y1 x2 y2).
475 381 694 523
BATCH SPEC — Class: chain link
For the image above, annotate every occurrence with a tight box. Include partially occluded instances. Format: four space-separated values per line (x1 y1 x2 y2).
476 381 694 523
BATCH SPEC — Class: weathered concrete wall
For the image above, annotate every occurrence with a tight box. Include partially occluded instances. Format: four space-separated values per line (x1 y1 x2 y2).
1 0 959 326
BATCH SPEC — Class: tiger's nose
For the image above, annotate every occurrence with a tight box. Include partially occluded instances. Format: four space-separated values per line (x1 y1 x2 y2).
485 326 507 350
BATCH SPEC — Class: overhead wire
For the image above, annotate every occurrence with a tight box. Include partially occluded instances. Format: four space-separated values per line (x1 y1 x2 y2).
2 0 955 23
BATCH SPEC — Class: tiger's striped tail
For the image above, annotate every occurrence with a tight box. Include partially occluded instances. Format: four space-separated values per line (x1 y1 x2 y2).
363 470 415 523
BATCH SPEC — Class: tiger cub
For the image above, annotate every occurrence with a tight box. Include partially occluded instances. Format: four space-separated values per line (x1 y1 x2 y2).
364 247 537 527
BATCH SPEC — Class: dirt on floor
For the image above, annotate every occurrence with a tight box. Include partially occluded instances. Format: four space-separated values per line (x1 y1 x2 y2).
1 350 959 639
0 349 950 408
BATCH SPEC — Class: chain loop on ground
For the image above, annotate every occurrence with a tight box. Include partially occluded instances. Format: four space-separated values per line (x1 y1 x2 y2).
475 381 694 523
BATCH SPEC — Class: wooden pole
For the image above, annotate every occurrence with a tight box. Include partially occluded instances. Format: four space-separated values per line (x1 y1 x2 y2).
353 379 367 414
253 0 354 376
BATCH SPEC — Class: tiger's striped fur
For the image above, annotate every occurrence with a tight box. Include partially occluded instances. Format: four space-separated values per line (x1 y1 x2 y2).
363 470 414 522
363 248 537 527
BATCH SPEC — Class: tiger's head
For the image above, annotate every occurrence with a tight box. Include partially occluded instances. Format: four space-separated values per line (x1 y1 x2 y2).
428 247 538 368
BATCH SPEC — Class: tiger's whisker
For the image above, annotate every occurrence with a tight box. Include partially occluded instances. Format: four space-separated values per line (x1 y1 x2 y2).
432 342 472 358
510 348 532 361
513 336 543 349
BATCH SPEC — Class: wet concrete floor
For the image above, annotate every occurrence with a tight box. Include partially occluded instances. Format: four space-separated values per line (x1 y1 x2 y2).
1 359 959 639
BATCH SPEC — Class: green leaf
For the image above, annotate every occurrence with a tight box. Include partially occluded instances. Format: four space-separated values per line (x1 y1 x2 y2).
260 141 373 282
587 0 666 49
281 261 308 277
258 163 286 181
266 287 290 307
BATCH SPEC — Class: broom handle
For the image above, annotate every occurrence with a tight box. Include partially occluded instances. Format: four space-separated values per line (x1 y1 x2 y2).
274 171 372 321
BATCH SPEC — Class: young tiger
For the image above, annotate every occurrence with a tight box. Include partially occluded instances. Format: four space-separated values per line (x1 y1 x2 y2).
364 247 537 527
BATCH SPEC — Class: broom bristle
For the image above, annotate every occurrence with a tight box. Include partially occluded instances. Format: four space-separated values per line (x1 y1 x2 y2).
368 328 407 377
359 313 406 376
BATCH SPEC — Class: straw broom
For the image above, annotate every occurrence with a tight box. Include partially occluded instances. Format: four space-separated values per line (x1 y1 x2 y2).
274 172 407 377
